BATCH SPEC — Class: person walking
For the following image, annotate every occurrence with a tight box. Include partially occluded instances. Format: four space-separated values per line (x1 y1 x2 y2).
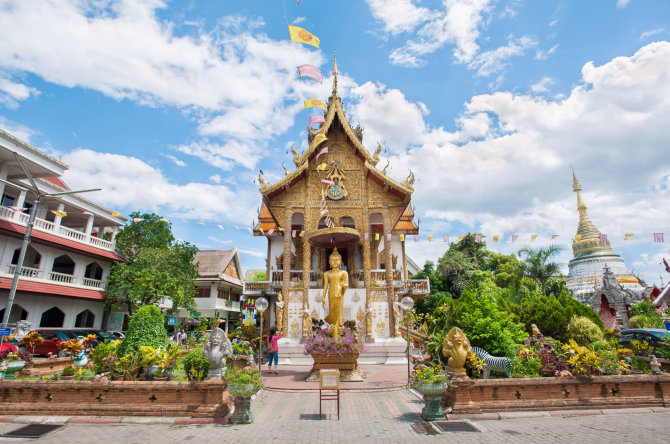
173 329 181 343
266 327 282 375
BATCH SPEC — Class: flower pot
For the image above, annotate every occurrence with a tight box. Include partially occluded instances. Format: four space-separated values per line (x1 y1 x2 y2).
3 360 26 380
309 352 359 370
414 381 448 421
61 375 75 380
227 382 260 399
153 376 169 382
111 373 124 381
229 397 253 424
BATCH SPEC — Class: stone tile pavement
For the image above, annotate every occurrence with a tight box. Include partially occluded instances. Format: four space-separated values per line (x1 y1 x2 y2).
0 389 668 443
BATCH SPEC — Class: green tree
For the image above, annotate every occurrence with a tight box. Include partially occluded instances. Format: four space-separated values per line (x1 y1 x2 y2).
435 234 490 298
518 244 563 296
117 305 168 356
251 271 267 281
413 261 449 315
105 212 199 313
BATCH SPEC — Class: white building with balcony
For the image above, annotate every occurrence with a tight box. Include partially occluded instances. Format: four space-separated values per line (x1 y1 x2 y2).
161 248 244 333
0 128 127 330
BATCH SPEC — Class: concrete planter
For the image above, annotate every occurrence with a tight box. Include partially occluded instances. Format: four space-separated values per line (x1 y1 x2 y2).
4 360 26 379
415 381 448 421
306 352 364 382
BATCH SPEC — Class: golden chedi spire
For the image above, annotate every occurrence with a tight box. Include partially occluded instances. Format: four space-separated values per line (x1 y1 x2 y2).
571 168 612 258
332 50 338 95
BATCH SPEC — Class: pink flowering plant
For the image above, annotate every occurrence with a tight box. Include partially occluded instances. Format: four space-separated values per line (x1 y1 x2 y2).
304 323 364 357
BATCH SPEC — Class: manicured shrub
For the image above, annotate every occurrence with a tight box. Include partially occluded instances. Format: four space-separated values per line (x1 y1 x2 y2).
566 316 604 346
117 305 168 356
629 314 664 329
182 346 210 381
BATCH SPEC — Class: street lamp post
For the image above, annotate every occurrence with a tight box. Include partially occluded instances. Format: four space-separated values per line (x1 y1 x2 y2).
400 296 415 387
255 297 268 372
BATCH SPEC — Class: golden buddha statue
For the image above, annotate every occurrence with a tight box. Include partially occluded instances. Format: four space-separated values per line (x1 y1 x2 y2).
322 248 348 335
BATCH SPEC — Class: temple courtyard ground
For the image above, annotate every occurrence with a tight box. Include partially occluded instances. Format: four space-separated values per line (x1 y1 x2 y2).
0 366 668 442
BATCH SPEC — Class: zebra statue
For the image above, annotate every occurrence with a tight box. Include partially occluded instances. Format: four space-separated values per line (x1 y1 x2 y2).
472 346 511 379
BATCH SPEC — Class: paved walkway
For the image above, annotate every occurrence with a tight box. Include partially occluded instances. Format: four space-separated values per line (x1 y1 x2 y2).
263 364 409 391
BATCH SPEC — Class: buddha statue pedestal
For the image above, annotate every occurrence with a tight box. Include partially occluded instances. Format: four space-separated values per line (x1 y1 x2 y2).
383 337 408 365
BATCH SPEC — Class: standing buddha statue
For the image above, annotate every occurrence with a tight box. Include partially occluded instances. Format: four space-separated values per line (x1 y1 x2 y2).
322 248 348 336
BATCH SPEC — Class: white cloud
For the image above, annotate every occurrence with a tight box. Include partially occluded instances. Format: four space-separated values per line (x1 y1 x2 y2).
61 148 257 224
617 0 631 8
470 35 538 76
238 248 265 258
366 0 432 35
639 28 665 41
161 154 186 167
348 42 670 279
372 0 495 68
209 174 222 184
0 117 36 142
530 76 555 93
0 74 39 108
535 44 559 60
0 0 325 171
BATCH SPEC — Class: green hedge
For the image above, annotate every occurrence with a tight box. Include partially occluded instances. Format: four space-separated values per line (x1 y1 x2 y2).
117 305 168 356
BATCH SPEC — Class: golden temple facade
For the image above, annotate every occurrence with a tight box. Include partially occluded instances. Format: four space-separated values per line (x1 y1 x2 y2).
243 58 429 352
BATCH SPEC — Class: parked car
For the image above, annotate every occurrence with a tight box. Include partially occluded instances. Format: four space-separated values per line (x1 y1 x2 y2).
619 328 670 351
28 330 79 357
108 331 125 340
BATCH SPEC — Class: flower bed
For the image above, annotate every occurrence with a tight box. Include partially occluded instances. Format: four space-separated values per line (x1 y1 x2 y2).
442 374 670 414
0 379 235 418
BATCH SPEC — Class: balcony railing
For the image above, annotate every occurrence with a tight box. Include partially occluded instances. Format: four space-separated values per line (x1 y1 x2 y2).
5 265 106 289
48 271 74 284
6 265 41 278
0 205 115 251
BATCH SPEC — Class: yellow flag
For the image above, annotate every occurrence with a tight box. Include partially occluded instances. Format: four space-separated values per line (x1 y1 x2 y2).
316 162 328 171
312 133 327 147
288 25 320 48
299 230 305 237
493 235 499 243
400 234 405 241
531 234 537 242
51 210 67 218
111 211 121 217
458 235 464 242
159 218 168 222
304 98 326 111
375 233 380 240
260 228 264 235
428 235 433 242
198 222 205 225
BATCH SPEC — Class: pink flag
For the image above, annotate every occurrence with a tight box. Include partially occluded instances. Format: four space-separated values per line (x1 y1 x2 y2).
292 230 296 238
82 211 94 216
316 146 328 160
386 233 392 241
133 218 144 223
443 235 449 242
321 179 335 185
475 235 482 243
600 234 607 244
364 232 368 240
551 234 559 239
247 227 253 233
298 64 323 83
413 235 419 242
268 229 275 235
8 206 26 211
511 235 519 242
309 114 325 128
654 233 665 243
320 208 327 215
217 224 224 231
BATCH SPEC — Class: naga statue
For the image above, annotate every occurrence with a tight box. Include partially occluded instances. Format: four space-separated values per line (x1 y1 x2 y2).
258 170 268 188
282 161 289 176
291 144 301 166
382 159 390 175
402 170 415 187
442 327 472 377
372 142 382 166
202 319 233 379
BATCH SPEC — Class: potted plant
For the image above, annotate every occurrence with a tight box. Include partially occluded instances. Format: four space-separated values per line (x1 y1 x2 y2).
61 365 77 380
412 364 451 421
225 367 264 423
229 341 255 369
154 346 181 381
304 322 364 374
18 331 44 355
0 350 30 379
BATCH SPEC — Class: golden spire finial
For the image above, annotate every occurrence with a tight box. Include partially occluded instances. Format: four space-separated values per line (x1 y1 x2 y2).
332 51 338 94
572 166 581 192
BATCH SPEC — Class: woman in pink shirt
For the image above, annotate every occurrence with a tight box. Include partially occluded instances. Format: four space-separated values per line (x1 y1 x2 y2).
266 327 282 374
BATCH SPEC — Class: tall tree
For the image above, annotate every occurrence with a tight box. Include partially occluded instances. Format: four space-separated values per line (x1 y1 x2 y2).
105 212 199 314
435 233 490 298
518 244 563 296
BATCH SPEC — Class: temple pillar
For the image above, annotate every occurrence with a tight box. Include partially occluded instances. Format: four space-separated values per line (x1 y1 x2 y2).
282 209 292 291
362 220 372 340
383 212 396 337
266 238 271 281
401 236 408 281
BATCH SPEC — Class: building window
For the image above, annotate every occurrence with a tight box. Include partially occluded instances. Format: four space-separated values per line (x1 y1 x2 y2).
217 288 231 299
1 194 15 207
40 307 65 328
195 287 211 298
12 245 41 268
84 262 104 280
0 304 28 324
52 255 75 275
75 309 95 328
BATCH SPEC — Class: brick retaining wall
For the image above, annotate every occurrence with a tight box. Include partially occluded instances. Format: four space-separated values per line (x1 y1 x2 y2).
443 374 670 414
0 379 235 417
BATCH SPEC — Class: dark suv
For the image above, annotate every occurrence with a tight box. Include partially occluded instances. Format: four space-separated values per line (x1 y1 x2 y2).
619 328 670 351
28 330 79 357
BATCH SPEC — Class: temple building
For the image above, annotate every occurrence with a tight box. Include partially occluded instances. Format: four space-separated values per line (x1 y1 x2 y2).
565 170 644 303
242 58 429 364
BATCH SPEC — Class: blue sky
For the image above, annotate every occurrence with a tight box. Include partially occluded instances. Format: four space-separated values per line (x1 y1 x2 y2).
0 0 668 286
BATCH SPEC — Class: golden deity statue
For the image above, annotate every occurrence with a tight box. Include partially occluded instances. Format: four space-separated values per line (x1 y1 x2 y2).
275 292 284 332
442 327 472 377
322 248 348 335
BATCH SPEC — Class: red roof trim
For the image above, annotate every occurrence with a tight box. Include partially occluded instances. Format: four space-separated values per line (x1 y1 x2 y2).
0 220 126 262
0 277 104 301
43 177 69 190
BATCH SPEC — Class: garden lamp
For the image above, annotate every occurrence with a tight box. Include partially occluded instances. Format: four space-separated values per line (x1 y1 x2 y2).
400 296 415 386
255 297 268 372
